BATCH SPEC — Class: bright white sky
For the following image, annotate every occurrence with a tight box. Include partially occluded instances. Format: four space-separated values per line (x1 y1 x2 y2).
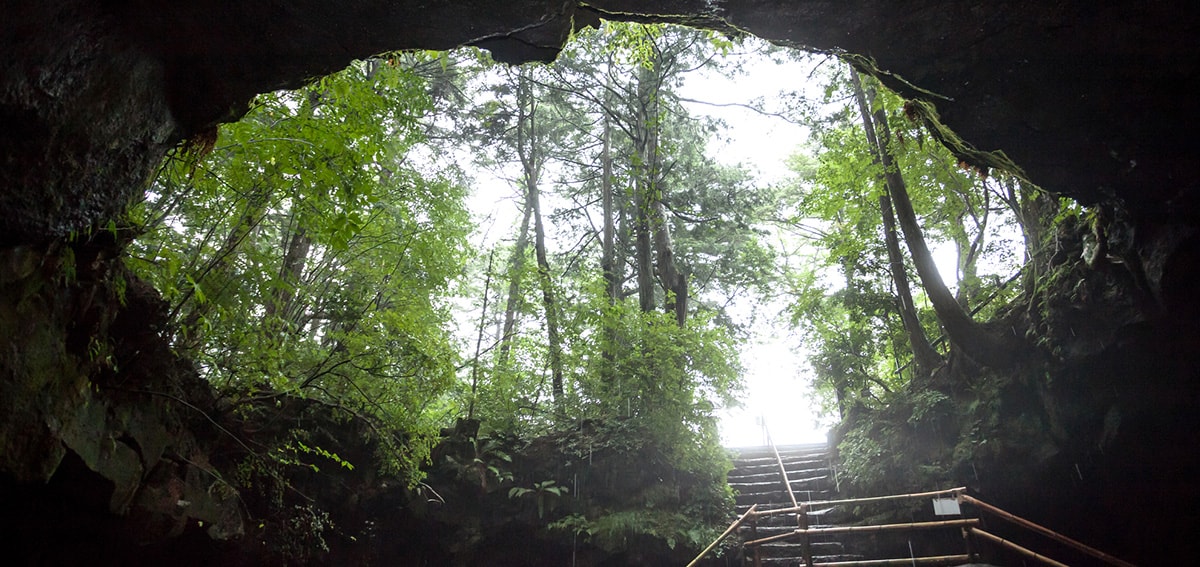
672 49 832 447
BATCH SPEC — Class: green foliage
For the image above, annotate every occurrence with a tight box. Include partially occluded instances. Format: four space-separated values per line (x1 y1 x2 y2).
127 56 471 485
508 479 568 518
445 436 514 492
782 61 1034 415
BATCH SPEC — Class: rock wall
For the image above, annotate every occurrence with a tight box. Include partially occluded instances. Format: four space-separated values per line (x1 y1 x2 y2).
5 1 1198 243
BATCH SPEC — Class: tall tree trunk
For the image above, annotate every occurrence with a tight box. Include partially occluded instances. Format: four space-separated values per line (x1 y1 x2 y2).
496 199 532 371
468 251 495 421
879 193 943 376
998 175 1057 310
652 196 687 326
953 178 989 307
850 68 1021 369
635 61 687 325
530 179 565 410
599 111 621 384
633 141 655 313
849 73 941 377
174 186 270 348
269 220 311 327
516 69 565 410
632 59 662 315
601 113 619 305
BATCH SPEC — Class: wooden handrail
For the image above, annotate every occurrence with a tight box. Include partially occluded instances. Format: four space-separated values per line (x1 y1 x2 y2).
762 423 810 565
960 494 1139 567
752 487 967 518
684 503 758 567
814 555 970 567
767 430 799 510
968 527 1070 567
744 518 980 547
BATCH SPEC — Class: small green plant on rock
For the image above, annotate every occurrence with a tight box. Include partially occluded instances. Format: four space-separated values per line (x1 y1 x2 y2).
509 479 568 518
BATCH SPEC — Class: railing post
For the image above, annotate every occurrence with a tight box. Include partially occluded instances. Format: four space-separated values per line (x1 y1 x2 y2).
962 526 976 562
749 515 758 567
800 501 813 567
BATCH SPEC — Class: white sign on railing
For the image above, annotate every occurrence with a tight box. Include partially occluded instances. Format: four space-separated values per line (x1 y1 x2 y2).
932 497 961 516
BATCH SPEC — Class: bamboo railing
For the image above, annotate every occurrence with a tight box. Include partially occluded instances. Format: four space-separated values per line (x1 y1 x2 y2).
959 494 1139 567
696 438 1139 567
735 484 1141 567
685 504 758 567
764 426 810 565
743 486 971 567
750 487 967 520
968 526 1070 567
744 518 980 547
813 555 971 567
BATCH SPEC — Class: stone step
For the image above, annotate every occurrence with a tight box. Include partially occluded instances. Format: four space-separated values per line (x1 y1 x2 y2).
732 455 831 467
752 554 865 565
734 489 837 506
729 473 832 489
731 443 828 458
750 541 847 557
729 466 832 481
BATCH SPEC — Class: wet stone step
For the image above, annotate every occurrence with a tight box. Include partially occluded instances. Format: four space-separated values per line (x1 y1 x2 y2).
731 475 832 488
730 466 832 479
733 456 830 467
734 490 837 506
753 542 846 557
753 556 865 565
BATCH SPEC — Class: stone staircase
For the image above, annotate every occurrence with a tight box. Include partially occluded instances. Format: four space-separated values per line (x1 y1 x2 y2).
728 443 861 565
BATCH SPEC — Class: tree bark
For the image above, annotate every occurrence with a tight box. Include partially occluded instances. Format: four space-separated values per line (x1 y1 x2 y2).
516 69 565 409
633 132 656 314
530 179 565 409
599 109 621 385
270 221 311 326
952 178 988 307
851 69 1021 369
601 112 619 305
635 57 687 325
849 72 942 377
495 198 532 372
879 193 943 377
468 251 495 421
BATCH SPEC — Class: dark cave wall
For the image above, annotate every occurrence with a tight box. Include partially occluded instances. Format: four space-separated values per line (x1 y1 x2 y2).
4 1 1199 243
2 0 1199 564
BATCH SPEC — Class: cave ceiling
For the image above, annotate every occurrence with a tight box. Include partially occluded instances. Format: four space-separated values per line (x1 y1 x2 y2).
1 1 1198 243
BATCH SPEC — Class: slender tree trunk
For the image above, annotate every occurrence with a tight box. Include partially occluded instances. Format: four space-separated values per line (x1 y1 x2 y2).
601 113 619 304
849 73 941 377
270 220 311 327
599 111 621 385
879 193 943 376
953 179 988 307
530 179 565 410
633 138 655 313
635 61 687 325
651 196 687 326
468 251 495 421
174 186 270 347
516 69 565 410
999 175 1057 308
850 68 1021 369
496 199 532 371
